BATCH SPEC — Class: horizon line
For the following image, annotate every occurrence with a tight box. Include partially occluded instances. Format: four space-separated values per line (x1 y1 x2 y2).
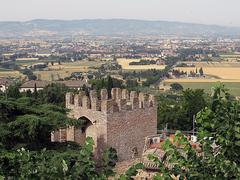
0 18 239 28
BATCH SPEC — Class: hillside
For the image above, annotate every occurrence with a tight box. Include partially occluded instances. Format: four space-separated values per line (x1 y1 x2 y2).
0 19 240 38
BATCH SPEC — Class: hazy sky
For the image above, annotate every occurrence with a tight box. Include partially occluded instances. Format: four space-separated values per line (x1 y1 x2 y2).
0 0 239 26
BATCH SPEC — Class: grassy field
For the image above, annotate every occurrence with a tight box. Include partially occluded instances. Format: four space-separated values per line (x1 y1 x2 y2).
34 60 103 80
220 54 240 58
15 60 49 66
0 70 25 78
16 58 39 61
34 70 71 81
181 61 240 67
164 81 240 96
166 61 240 96
117 58 166 70
48 60 101 69
175 61 240 80
175 67 240 80
0 59 105 81
165 78 240 83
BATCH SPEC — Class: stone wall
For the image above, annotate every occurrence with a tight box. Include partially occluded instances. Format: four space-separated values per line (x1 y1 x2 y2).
52 88 157 161
107 107 157 161
106 90 157 161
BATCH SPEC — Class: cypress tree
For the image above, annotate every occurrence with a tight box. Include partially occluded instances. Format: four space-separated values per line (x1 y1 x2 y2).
199 67 204 76
107 76 113 99
33 83 38 99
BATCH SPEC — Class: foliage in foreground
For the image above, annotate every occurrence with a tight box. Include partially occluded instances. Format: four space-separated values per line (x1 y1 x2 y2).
1 82 239 179
0 137 116 179
151 85 240 179
0 96 74 149
0 90 117 179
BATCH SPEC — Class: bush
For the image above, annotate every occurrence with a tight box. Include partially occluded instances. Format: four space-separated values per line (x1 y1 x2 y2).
170 83 183 91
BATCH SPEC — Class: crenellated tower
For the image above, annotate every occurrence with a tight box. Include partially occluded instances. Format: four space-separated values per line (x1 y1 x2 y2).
52 88 157 161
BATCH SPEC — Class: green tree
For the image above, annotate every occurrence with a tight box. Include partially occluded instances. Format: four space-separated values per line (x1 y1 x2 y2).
6 84 21 99
199 67 204 76
182 89 206 123
151 85 240 179
0 97 73 149
21 69 37 80
119 163 144 180
0 90 117 179
107 75 113 99
126 79 138 89
170 83 183 91
25 89 32 97
38 83 69 106
0 137 115 179
33 83 38 99
157 89 207 131
102 147 118 176
90 76 123 97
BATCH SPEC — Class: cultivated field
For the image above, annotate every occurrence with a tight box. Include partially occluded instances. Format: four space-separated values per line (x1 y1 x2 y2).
164 81 240 96
175 61 240 80
165 78 240 83
34 70 73 81
179 61 240 67
0 71 25 78
117 58 166 70
15 60 49 67
169 61 240 96
175 67 240 80
16 58 39 61
34 60 103 80
220 54 240 58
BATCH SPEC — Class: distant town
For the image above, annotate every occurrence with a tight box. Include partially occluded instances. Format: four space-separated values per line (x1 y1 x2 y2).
1 35 240 96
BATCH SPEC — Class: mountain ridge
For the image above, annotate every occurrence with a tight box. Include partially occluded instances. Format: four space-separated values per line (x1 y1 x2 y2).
0 19 239 38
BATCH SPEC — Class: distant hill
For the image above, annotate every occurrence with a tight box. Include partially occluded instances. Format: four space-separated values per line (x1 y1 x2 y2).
0 19 240 38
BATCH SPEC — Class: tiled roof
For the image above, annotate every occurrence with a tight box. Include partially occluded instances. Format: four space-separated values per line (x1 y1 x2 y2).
20 80 51 88
0 78 14 86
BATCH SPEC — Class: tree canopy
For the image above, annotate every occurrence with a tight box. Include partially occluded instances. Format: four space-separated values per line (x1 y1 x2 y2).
157 89 207 130
170 83 183 91
150 85 240 179
0 86 117 179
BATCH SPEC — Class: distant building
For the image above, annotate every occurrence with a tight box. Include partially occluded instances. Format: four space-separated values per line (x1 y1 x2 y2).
19 80 90 92
159 83 171 91
135 133 200 179
161 49 175 57
236 96 240 101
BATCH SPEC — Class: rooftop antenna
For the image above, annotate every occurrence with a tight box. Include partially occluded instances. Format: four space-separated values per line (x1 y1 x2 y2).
192 115 196 136
165 123 168 132
162 123 168 139
72 34 74 43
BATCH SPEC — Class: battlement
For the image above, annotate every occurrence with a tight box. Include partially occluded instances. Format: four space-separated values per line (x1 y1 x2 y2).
66 88 156 113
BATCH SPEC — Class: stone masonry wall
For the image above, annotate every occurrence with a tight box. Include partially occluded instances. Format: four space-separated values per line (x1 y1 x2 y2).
107 107 157 161
51 88 157 161
106 90 157 161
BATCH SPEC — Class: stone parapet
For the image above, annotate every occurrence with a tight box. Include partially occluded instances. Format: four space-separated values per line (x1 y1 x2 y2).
66 88 155 114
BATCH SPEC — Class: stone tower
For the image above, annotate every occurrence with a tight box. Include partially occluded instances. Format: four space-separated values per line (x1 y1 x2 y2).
51 88 157 161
